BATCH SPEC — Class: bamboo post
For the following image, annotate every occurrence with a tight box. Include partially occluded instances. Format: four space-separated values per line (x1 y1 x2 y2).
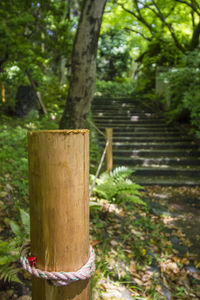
105 128 113 173
28 130 90 300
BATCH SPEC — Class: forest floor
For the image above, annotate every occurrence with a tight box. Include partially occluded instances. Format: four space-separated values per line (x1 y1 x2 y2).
1 186 200 300
91 186 200 300
0 116 200 299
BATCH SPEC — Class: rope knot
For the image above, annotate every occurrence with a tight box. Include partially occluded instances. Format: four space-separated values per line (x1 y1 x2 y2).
20 244 95 286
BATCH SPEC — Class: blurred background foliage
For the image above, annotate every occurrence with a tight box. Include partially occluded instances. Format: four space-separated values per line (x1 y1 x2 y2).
1 0 200 136
0 0 200 296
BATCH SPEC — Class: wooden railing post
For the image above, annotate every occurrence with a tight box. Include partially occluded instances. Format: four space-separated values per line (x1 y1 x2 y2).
105 128 113 173
1 82 5 103
28 130 90 300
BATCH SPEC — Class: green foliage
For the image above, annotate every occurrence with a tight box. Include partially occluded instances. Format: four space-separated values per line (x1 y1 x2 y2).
95 79 135 97
91 166 145 206
161 50 200 136
0 125 29 201
0 209 30 284
0 112 59 211
42 80 69 107
97 29 132 81
136 38 182 93
0 0 77 113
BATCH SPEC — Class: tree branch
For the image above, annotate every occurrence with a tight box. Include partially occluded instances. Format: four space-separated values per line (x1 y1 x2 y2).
118 1 154 35
147 0 185 52
124 27 152 41
174 0 200 15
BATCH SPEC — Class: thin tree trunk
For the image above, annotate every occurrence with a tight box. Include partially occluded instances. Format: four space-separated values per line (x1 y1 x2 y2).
26 71 48 115
60 56 67 84
60 0 107 129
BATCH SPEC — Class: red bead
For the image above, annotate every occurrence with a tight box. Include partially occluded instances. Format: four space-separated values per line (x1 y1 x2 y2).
28 256 37 267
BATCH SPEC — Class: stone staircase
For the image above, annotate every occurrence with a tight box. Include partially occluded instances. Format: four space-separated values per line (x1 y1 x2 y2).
91 97 200 186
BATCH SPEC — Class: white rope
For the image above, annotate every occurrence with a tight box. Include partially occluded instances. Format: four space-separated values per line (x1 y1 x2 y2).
88 119 105 137
89 139 110 198
20 245 95 286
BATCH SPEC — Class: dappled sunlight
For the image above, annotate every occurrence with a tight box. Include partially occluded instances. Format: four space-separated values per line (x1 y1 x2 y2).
153 193 170 199
130 115 139 121
91 187 200 299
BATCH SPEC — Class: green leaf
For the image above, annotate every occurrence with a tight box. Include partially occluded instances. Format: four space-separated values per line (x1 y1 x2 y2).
0 256 11 265
9 221 21 237
19 208 30 235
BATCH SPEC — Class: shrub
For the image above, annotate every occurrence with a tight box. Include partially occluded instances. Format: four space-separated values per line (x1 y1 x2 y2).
95 80 135 97
162 50 200 136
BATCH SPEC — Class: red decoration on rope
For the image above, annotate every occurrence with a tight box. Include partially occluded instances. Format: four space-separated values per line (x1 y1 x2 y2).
28 256 37 267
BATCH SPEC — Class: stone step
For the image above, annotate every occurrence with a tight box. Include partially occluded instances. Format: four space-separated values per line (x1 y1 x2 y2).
99 136 193 143
98 127 180 133
96 123 170 128
93 112 154 117
114 156 200 167
106 132 183 138
95 118 166 123
92 96 200 186
93 113 159 118
92 101 138 106
113 149 200 157
92 104 141 108
92 101 138 105
99 142 199 150
93 98 138 104
92 107 145 112
93 117 164 122
130 175 200 186
94 119 166 124
131 167 200 177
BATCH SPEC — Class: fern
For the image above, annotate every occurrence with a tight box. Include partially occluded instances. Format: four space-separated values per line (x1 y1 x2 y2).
110 166 133 181
0 264 22 284
116 192 146 206
92 166 145 206
0 208 30 284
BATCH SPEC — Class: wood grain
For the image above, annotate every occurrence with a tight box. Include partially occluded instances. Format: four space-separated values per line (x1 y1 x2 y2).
28 130 90 300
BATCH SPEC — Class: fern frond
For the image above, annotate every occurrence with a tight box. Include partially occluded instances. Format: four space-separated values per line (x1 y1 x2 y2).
93 180 117 200
98 172 110 183
19 209 30 236
116 192 146 206
0 264 22 284
92 167 143 205
116 179 142 194
111 166 133 181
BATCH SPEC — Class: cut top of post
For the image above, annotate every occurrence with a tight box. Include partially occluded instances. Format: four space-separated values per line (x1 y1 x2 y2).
28 129 89 135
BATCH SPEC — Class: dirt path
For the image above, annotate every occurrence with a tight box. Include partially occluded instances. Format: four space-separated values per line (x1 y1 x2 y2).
142 186 200 266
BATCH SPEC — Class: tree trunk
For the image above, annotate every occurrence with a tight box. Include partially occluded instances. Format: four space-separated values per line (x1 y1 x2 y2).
190 21 200 50
60 0 107 129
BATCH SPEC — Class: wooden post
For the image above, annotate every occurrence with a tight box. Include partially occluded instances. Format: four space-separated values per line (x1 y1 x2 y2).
28 130 90 300
105 128 113 173
1 82 5 102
